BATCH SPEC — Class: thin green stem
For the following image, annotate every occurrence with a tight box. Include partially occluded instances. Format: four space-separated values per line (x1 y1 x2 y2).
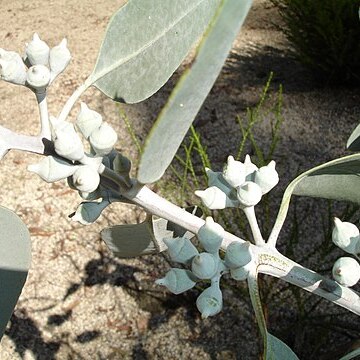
243 206 265 246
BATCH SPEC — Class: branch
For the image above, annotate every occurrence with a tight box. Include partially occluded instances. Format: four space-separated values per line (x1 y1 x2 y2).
123 181 360 315
0 124 49 158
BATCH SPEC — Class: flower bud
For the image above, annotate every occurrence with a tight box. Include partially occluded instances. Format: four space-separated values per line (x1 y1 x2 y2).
197 217 224 254
163 237 199 264
26 65 51 90
222 155 246 187
156 268 197 295
196 284 223 318
76 103 103 139
332 218 360 255
225 241 252 269
236 181 262 207
332 257 360 287
205 167 233 195
54 123 84 161
72 165 100 193
89 122 118 156
28 156 78 182
70 200 110 225
25 33 50 66
49 38 71 80
0 49 27 85
191 253 219 279
254 161 279 195
244 155 258 181
195 186 239 210
230 261 253 281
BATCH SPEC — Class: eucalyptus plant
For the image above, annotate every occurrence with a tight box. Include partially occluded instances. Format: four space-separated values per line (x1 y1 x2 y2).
0 0 359 359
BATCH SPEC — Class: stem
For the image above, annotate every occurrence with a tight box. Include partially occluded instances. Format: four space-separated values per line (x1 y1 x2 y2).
36 92 51 139
58 81 90 122
0 125 46 155
119 181 360 315
243 206 265 246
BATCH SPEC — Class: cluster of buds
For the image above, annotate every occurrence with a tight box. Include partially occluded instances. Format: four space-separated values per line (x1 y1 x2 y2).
195 155 279 210
156 217 253 318
331 218 360 287
0 33 71 91
28 103 124 225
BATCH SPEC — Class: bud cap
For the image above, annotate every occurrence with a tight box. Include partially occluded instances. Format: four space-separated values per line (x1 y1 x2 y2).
222 155 246 187
196 284 223 318
76 103 103 139
191 253 219 279
197 217 224 253
25 33 50 66
163 237 199 264
236 181 262 207
332 257 360 287
156 268 197 295
332 218 360 255
72 165 100 193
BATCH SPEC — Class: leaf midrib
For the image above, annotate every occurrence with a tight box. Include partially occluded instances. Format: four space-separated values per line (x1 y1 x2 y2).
88 0 209 85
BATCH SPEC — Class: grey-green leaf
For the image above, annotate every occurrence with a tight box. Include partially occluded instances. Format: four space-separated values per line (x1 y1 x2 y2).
0 206 31 339
138 0 252 183
247 267 299 360
266 333 299 360
269 154 360 244
347 122 360 151
89 0 221 103
101 215 174 258
338 347 360 360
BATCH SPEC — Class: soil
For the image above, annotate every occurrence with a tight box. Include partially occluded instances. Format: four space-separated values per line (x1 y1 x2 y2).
0 1 359 359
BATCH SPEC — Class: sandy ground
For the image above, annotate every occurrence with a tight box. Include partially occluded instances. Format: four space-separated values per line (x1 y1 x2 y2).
0 1 359 359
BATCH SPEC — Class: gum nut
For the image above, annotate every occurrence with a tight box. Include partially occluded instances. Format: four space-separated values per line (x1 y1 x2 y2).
89 122 118 156
26 65 51 89
54 125 84 161
49 38 71 77
71 200 110 225
197 217 224 253
332 218 360 255
0 50 27 85
76 102 103 139
205 168 233 195
237 181 262 207
254 161 279 195
27 156 78 183
244 155 258 181
25 33 50 66
72 165 100 193
332 257 360 287
225 241 252 269
195 186 227 210
191 253 219 280
222 155 246 188
155 268 197 295
163 237 199 264
196 284 223 318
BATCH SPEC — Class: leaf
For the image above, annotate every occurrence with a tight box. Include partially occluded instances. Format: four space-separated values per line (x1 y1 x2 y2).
101 207 200 258
266 333 299 360
247 267 299 360
138 0 252 183
100 216 175 258
0 206 31 339
269 154 360 245
89 0 221 104
339 347 360 360
347 122 360 151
